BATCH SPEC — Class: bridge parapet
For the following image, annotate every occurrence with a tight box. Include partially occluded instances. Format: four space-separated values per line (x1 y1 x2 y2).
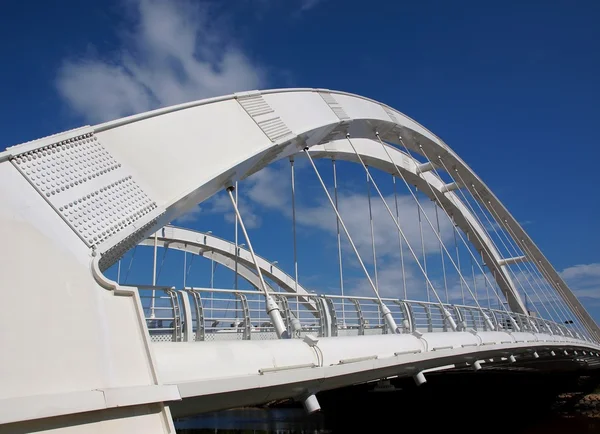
131 286 591 345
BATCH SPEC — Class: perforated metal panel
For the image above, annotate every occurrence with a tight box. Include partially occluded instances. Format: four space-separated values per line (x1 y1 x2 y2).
236 92 293 142
98 215 162 271
318 92 350 121
237 93 274 117
257 117 292 141
11 132 158 249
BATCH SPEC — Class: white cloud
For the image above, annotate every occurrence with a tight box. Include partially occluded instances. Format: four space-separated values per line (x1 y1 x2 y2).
245 165 291 210
173 205 202 224
56 0 265 123
560 263 600 301
205 191 262 229
292 190 455 266
234 160 462 275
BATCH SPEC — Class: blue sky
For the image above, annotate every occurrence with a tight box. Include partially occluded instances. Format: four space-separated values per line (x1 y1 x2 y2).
1 0 599 324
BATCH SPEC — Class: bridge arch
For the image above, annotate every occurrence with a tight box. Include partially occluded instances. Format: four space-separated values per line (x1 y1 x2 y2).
135 136 528 316
1 88 600 432
61 88 593 337
73 89 587 335
138 226 315 303
307 138 526 313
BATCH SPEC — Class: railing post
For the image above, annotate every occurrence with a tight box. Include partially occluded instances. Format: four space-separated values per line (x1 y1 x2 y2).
276 295 294 337
517 314 530 332
453 306 465 331
487 310 500 331
528 317 539 333
441 305 448 332
351 299 365 335
468 309 479 331
394 300 413 333
508 313 521 332
325 297 339 337
178 290 193 342
313 296 326 337
189 290 205 341
166 288 182 342
424 304 433 332
236 293 251 340
378 303 389 335
317 296 333 337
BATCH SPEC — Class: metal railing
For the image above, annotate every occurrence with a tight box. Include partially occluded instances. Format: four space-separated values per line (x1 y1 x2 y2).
131 286 590 344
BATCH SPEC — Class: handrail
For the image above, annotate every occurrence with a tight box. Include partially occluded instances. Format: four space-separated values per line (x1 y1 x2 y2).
128 285 594 344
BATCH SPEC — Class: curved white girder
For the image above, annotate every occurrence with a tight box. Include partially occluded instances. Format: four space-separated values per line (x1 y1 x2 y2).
88 88 598 338
201 251 275 292
1 87 598 432
307 138 527 314
140 140 528 316
138 226 317 312
139 234 274 293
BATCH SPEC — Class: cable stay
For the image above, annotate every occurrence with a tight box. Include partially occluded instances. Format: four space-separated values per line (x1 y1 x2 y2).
416 190 430 302
424 149 589 337
366 166 379 292
303 147 401 334
435 155 568 326
451 215 466 305
391 137 523 330
467 232 478 303
373 133 495 331
392 176 408 300
290 157 301 321
342 136 459 331
434 205 449 303
434 154 561 322
332 159 346 326
461 172 591 338
183 251 187 288
226 186 288 339
155 244 169 283
449 165 593 339
123 245 138 284
185 253 195 286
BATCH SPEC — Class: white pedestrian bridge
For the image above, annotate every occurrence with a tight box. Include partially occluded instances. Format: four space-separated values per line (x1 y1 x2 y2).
0 88 598 433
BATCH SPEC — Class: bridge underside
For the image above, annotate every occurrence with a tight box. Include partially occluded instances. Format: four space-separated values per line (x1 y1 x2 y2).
152 330 600 418
165 339 600 418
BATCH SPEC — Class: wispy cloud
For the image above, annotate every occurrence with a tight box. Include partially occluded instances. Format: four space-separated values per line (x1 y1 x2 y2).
56 0 265 123
300 0 322 11
204 191 262 229
173 205 203 224
560 263 600 302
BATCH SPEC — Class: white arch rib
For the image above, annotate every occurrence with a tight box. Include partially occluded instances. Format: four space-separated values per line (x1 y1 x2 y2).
307 138 527 314
138 226 314 303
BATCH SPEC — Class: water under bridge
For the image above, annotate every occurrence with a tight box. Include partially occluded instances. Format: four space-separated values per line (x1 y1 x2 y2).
1 88 598 433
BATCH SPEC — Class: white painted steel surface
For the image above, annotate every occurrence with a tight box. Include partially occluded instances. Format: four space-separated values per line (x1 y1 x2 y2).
1 88 598 433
